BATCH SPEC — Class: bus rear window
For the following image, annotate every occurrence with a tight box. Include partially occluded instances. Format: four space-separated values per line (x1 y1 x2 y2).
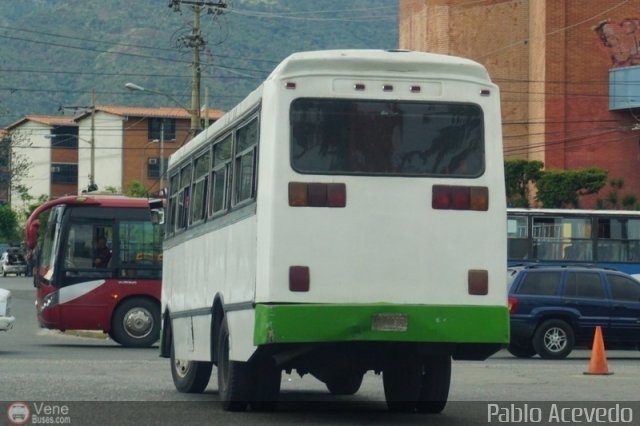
290 98 484 177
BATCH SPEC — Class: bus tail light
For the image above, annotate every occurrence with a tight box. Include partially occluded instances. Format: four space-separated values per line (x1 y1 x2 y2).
288 182 346 207
289 266 310 292
432 185 489 211
468 270 488 295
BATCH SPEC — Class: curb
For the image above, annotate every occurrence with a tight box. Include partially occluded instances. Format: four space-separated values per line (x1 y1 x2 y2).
63 330 109 339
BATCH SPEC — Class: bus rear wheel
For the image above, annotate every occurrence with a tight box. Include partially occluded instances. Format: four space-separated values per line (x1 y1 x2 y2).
170 338 213 393
111 298 160 348
383 353 422 412
217 317 253 411
325 372 364 395
416 355 451 413
383 354 451 413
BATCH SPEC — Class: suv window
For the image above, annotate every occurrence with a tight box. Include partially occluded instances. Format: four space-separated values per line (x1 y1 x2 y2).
564 272 605 299
518 271 561 296
607 274 640 302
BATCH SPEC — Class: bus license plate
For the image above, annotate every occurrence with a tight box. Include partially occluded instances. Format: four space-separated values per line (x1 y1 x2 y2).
371 313 408 332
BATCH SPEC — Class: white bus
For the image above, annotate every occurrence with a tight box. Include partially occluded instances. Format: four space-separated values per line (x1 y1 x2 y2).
160 49 508 413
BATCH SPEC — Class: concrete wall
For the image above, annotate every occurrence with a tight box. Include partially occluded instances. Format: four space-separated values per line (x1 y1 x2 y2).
77 112 124 193
10 122 53 212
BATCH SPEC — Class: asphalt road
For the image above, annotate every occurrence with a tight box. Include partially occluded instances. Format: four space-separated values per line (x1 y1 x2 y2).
1 276 639 425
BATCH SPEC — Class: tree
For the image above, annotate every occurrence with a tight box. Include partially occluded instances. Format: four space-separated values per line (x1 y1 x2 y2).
0 205 19 241
504 159 544 207
1 130 34 202
596 178 639 210
125 180 149 198
535 167 608 208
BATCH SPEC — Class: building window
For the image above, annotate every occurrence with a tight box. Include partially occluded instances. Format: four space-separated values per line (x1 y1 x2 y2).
147 158 168 179
0 136 10 168
50 126 79 148
51 163 78 184
148 118 176 141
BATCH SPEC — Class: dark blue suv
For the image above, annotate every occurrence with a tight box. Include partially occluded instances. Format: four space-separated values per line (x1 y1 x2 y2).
508 265 640 359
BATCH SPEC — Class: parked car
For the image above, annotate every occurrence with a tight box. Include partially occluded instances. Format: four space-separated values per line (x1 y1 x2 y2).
0 288 15 331
508 264 640 359
1 251 27 277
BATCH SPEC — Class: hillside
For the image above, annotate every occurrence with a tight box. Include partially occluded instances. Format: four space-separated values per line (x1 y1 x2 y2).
0 0 399 127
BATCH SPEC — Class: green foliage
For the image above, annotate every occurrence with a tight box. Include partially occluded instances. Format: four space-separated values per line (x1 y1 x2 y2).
535 168 608 208
622 194 638 209
596 178 640 210
504 159 544 207
0 205 20 241
0 0 398 127
125 181 149 198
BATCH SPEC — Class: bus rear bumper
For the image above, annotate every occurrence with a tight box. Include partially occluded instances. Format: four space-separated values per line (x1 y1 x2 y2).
254 303 509 360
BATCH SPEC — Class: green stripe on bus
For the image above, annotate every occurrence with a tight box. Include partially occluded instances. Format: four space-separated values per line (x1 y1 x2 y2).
254 304 509 345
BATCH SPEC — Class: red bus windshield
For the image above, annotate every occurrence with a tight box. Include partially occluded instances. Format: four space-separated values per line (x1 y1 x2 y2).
26 195 163 285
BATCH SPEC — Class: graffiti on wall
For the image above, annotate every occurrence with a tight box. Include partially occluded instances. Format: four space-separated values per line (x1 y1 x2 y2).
594 19 640 67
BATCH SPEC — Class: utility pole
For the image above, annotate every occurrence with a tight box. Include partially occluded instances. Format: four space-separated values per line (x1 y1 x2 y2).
59 92 98 192
89 90 96 192
191 4 203 136
169 0 228 137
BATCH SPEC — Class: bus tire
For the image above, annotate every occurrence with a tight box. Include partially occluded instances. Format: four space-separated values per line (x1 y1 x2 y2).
325 372 364 395
217 317 252 412
416 355 451 413
383 353 422 412
533 319 574 360
170 338 213 393
507 342 536 358
111 297 160 348
107 330 121 344
251 356 281 411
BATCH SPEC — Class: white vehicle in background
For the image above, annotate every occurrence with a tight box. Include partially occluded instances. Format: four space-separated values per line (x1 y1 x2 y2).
0 288 15 331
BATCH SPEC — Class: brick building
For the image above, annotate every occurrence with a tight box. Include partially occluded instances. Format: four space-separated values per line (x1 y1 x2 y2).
5 106 223 211
400 0 640 206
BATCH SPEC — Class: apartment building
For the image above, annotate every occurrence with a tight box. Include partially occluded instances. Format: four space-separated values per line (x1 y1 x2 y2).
5 106 223 210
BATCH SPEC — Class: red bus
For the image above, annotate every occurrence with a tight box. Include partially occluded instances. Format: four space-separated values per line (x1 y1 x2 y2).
25 195 163 347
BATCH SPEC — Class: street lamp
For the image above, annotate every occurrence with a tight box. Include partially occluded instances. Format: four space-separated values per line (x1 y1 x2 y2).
124 83 200 134
45 134 97 192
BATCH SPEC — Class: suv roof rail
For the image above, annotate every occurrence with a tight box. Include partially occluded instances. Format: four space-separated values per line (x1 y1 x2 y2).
510 263 619 272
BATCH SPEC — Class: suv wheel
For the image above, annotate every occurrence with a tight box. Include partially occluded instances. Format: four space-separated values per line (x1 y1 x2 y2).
533 319 574 359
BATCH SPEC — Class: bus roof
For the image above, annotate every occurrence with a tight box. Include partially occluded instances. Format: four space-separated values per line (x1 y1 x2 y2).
24 195 153 250
266 49 492 83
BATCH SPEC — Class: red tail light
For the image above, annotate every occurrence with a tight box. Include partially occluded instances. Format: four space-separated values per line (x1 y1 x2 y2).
432 185 489 211
289 266 310 292
289 182 346 208
508 297 518 314
468 269 488 295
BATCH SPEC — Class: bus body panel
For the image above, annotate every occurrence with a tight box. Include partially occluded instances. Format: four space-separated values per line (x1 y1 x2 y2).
254 73 506 309
37 278 161 332
171 313 213 360
163 215 257 311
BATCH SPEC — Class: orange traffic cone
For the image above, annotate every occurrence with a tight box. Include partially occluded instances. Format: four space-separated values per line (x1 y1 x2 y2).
583 326 613 375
